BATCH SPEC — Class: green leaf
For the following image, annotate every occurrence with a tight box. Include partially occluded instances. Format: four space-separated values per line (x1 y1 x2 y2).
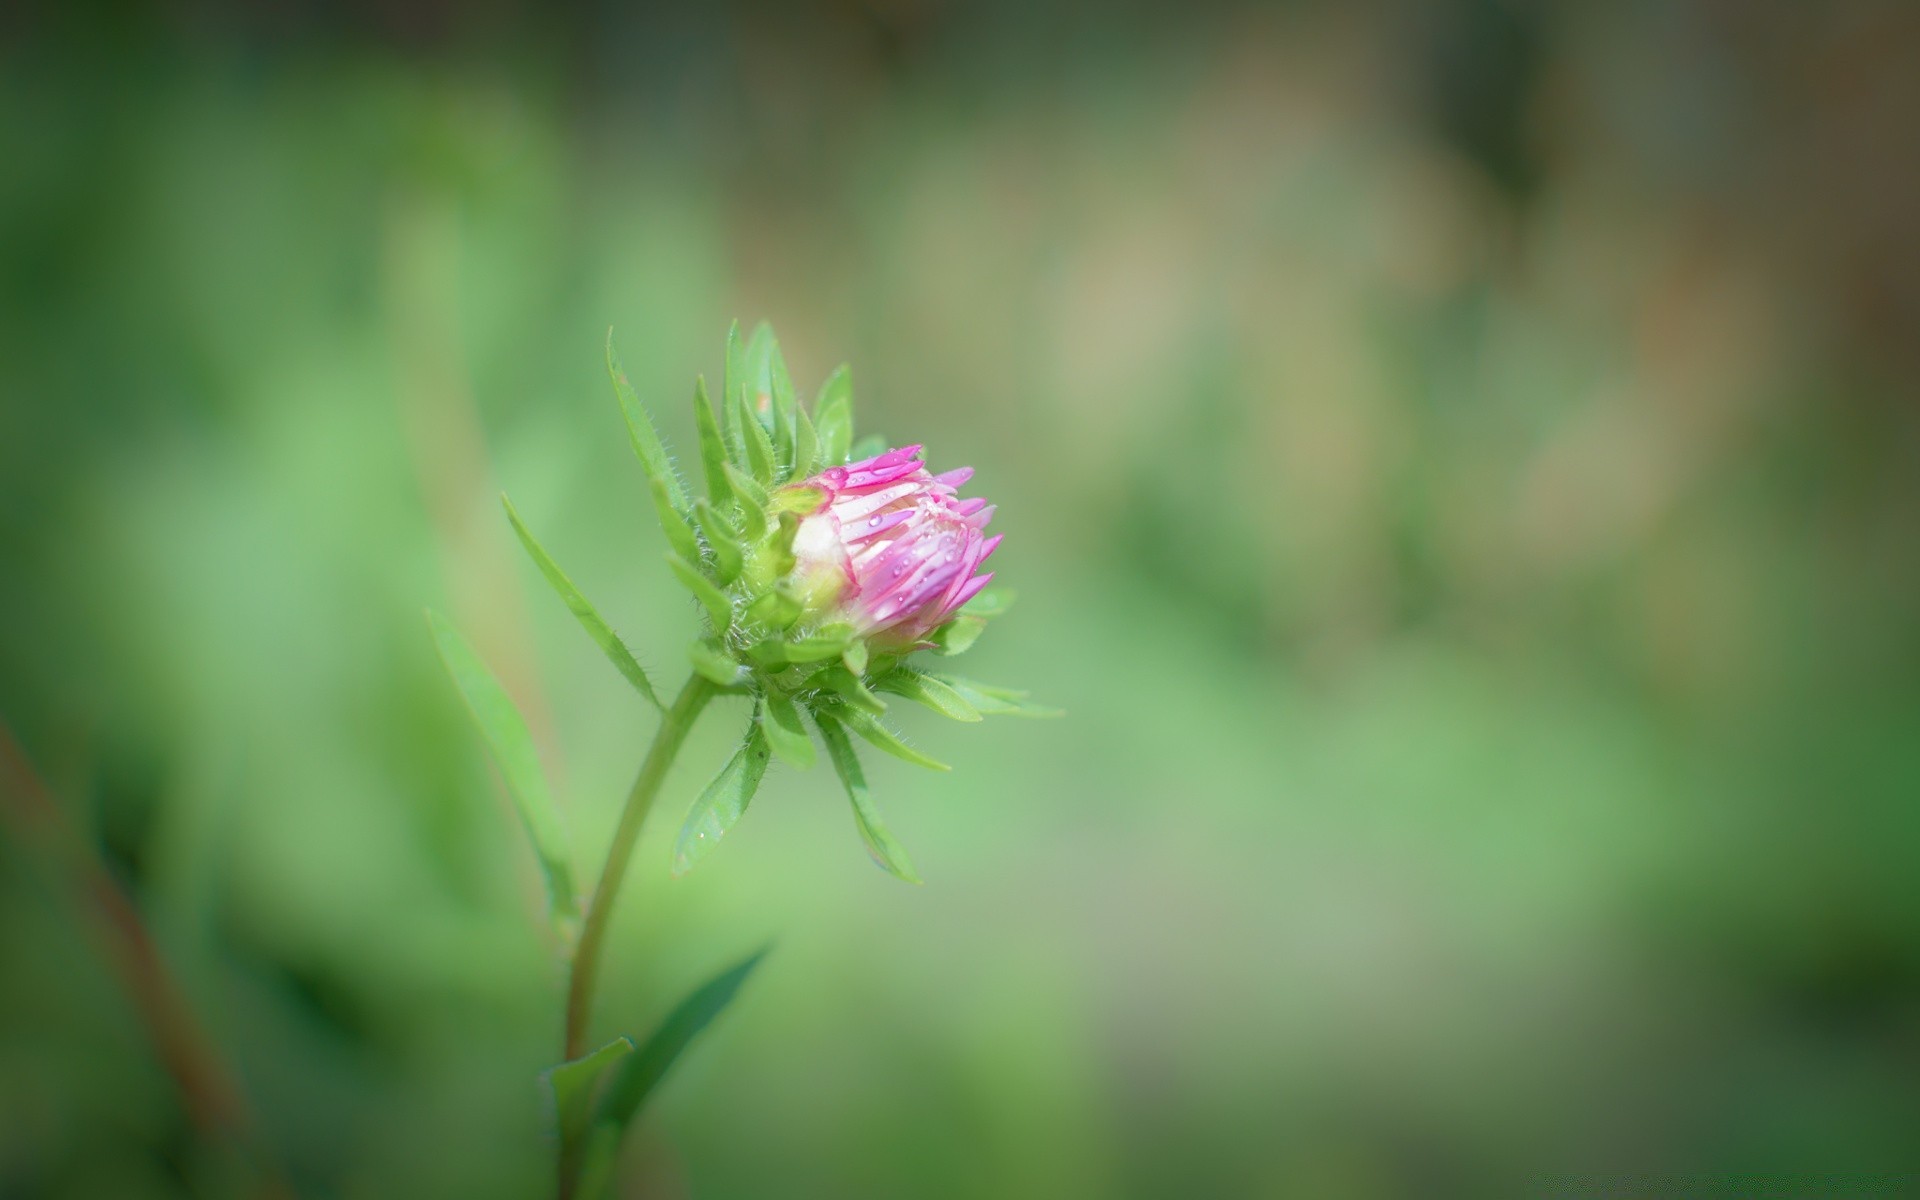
849 433 887 462
768 339 798 478
930 674 1064 719
873 669 981 722
929 614 988 657
837 705 951 771
724 464 770 541
739 394 778 485
672 721 772 876
758 692 815 769
691 375 732 508
960 587 1016 619
688 638 749 688
840 638 868 677
427 610 578 924
544 1036 634 1186
816 713 921 884
694 499 745 585
503 495 662 712
651 475 701 566
579 950 770 1197
812 365 853 466
816 664 886 715
743 585 802 632
776 624 854 664
790 402 820 482
722 320 748 465
608 330 687 511
666 554 732 636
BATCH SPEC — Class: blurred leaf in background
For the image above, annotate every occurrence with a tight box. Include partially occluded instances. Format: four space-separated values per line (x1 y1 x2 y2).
3 0 1920 1195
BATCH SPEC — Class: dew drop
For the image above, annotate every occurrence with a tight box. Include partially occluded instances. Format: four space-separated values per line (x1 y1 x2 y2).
869 516 882 527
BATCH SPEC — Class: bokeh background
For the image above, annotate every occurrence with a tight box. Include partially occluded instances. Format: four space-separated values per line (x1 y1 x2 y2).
5 1 1920 1194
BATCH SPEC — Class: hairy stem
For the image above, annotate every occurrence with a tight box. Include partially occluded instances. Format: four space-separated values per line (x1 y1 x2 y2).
563 674 715 1061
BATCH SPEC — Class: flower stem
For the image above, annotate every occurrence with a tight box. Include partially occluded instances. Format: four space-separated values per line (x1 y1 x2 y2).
563 673 715 1061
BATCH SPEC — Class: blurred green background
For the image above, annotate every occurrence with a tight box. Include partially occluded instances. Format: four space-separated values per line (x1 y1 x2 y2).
5 1 1920 1194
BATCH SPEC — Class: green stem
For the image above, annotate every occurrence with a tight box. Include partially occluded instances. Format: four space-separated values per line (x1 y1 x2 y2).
563 673 715 1061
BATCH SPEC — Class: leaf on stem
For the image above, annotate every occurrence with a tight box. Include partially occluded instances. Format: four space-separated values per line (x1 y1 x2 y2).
757 692 815 769
692 375 732 508
608 330 687 511
666 554 732 636
502 495 662 712
672 720 772 876
543 1035 634 1180
928 674 1064 718
837 705 951 771
427 610 578 924
872 668 981 722
816 713 921 883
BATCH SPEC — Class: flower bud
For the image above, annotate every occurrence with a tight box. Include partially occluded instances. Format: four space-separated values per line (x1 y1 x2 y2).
779 445 1000 649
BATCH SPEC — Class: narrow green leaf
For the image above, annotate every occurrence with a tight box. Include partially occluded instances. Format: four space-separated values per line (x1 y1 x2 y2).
573 1124 622 1200
838 705 951 771
608 330 686 511
666 554 732 636
743 585 802 632
503 496 662 711
722 320 747 465
960 587 1016 619
651 475 701 566
790 401 820 482
812 365 853 466
775 625 854 664
817 663 886 715
930 674 1064 718
840 638 868 676
544 1036 634 1186
427 610 578 923
688 638 749 688
588 949 769 1155
874 669 981 722
672 721 772 876
929 614 988 657
758 692 815 769
691 375 732 508
768 512 800 577
817 713 921 884
694 499 745 584
768 339 798 478
739 394 778 485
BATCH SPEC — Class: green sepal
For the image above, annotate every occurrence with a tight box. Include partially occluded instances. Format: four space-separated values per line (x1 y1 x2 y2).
758 692 815 769
651 475 701 566
502 495 662 711
768 512 800 577
544 1036 633 1190
743 585 803 632
739 391 779 485
724 464 770 541
691 375 732 508
817 664 886 715
849 433 887 462
779 624 855 664
790 402 821 482
837 705 952 771
666 554 732 636
812 364 853 466
960 587 1016 619
929 674 1064 718
672 719 772 876
767 337 798 478
426 611 579 929
816 713 921 884
840 639 869 676
688 638 749 688
608 330 687 512
579 950 768 1196
722 320 748 465
694 499 745 585
929 614 988 657
873 668 981 722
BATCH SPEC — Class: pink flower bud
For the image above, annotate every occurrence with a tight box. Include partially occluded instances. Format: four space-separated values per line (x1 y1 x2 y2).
782 445 1000 649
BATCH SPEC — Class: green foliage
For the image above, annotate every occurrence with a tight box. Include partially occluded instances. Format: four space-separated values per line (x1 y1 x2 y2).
673 719 773 875
817 713 922 884
608 330 687 512
691 375 733 510
666 554 732 635
836 705 952 771
574 951 769 1198
544 1036 634 1185
874 668 982 722
758 692 815 769
503 494 662 711
426 610 579 929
